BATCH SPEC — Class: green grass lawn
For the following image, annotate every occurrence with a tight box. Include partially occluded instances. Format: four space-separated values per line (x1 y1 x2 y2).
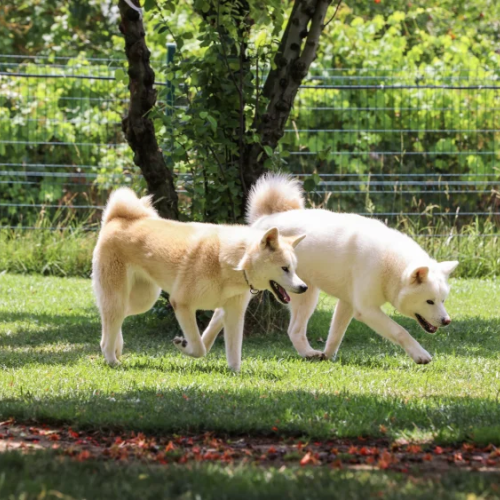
0 273 499 498
2 450 500 500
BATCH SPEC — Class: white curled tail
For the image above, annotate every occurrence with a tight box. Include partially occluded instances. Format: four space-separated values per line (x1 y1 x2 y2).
246 173 305 224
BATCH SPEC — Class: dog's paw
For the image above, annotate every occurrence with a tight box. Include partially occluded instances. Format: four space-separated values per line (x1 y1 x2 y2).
410 347 432 364
173 336 188 350
105 357 121 367
303 349 327 361
173 337 206 358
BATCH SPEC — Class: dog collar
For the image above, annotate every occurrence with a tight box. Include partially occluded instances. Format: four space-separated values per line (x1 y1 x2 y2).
243 270 261 295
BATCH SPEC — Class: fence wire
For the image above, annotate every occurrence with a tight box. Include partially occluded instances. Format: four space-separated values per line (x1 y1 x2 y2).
0 55 499 248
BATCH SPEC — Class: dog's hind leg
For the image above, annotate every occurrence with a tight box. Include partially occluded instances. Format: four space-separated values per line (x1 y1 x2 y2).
172 305 206 358
94 263 128 366
287 286 323 359
101 307 126 365
201 308 225 353
222 293 251 372
323 300 353 360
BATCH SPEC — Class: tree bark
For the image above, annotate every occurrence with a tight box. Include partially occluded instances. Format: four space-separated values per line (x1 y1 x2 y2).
118 0 179 220
242 0 333 197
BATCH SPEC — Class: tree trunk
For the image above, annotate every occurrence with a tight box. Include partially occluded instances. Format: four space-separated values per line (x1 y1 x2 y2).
242 0 333 199
118 0 179 220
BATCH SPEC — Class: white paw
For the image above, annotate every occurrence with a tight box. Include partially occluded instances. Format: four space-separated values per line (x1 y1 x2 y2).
173 336 189 355
101 343 120 365
115 344 123 359
323 350 338 361
409 346 432 364
173 337 206 358
103 354 120 366
302 349 327 361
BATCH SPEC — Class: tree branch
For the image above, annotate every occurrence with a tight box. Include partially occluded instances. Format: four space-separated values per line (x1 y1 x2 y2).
118 0 179 220
243 0 334 194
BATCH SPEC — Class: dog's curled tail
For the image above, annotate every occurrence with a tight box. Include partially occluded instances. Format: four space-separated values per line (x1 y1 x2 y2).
101 187 159 225
246 173 305 224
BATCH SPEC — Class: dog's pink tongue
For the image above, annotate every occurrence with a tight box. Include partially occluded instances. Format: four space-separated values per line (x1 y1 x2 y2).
278 284 290 303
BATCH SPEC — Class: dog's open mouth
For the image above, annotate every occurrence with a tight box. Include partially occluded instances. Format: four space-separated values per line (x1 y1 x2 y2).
415 313 438 334
270 280 290 304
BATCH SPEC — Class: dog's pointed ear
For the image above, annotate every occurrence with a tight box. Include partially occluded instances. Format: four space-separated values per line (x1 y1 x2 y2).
439 261 459 277
260 227 279 251
410 266 429 284
290 234 306 248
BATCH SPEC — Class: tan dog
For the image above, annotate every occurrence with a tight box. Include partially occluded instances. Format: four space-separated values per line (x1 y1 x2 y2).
92 188 307 371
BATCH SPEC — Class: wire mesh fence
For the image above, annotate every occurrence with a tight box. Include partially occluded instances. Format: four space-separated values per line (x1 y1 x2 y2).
0 54 498 253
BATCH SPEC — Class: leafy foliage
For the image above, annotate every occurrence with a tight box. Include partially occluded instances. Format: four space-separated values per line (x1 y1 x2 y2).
0 1 499 227
0 1 119 57
150 0 292 222
284 4 500 220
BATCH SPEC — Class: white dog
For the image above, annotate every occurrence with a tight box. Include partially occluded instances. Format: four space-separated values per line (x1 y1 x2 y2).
92 187 307 370
203 174 458 364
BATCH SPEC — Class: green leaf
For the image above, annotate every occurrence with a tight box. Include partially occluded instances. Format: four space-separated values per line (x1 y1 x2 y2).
303 178 316 192
199 111 208 119
207 116 217 130
143 0 155 12
263 145 274 157
318 146 331 161
115 69 126 82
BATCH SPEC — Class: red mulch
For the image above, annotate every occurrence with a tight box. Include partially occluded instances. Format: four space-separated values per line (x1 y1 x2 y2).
1 419 500 473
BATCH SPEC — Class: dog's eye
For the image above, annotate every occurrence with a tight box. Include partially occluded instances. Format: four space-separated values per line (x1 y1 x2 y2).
426 300 435 305
282 267 289 273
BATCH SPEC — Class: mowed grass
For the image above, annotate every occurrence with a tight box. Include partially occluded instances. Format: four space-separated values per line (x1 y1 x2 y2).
1 273 500 499
2 451 500 500
0 273 499 444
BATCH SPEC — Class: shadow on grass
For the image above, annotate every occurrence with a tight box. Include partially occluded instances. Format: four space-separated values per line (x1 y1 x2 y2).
0 309 176 345
1 304 499 368
3 450 499 500
1 384 500 444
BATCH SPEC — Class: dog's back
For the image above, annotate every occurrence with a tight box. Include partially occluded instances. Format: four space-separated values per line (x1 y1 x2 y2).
247 174 430 302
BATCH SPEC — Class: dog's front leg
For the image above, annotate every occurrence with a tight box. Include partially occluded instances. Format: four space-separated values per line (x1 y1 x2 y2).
287 286 324 359
222 294 251 372
323 299 353 360
358 307 432 364
173 305 207 358
201 308 225 353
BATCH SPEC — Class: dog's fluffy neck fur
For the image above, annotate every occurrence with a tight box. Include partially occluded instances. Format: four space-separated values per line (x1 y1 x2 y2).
379 230 435 307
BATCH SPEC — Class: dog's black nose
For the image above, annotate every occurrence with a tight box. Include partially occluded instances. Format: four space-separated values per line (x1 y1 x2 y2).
298 285 308 294
442 317 451 326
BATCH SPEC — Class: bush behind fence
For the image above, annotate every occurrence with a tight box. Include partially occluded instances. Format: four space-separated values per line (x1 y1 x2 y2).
0 54 498 275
